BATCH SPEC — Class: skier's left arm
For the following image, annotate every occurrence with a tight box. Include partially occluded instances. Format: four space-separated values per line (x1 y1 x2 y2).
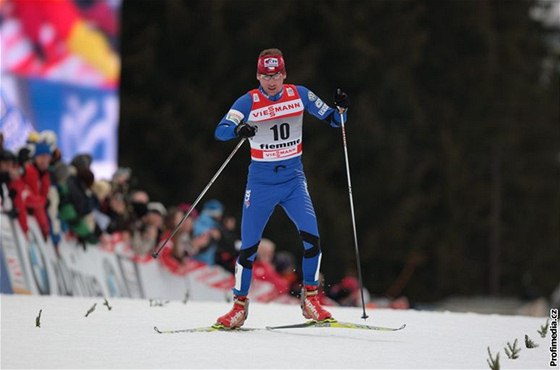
296 86 349 127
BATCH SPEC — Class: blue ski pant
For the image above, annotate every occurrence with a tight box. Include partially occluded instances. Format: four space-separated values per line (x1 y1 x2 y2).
233 158 322 296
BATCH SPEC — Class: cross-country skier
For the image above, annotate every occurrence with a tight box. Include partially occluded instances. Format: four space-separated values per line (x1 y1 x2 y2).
213 48 349 328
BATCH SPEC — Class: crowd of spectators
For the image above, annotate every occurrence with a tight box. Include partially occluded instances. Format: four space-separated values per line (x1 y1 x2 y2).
0 130 368 307
0 131 239 264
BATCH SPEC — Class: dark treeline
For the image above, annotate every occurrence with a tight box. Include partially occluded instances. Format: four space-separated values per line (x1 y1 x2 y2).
120 0 559 303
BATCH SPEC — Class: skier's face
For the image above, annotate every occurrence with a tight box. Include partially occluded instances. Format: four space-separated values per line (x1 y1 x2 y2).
257 72 286 96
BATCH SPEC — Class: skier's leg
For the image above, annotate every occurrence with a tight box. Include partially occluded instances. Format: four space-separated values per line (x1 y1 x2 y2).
216 180 278 328
281 176 332 320
233 184 276 296
280 177 322 286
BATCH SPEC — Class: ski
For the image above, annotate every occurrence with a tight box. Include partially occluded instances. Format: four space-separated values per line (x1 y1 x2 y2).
154 325 259 334
266 318 406 332
154 319 406 334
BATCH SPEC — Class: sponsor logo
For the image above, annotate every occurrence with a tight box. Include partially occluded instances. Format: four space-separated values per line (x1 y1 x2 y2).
226 109 244 125
315 98 324 109
286 87 295 96
261 146 300 159
264 57 279 68
251 101 303 120
308 91 317 102
253 93 260 102
256 140 301 160
318 104 329 116
259 138 301 150
244 190 251 208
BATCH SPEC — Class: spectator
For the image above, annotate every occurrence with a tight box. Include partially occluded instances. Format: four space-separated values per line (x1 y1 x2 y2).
317 273 339 307
105 174 138 237
57 163 99 247
90 179 112 232
0 150 17 208
111 167 131 196
130 201 165 255
256 238 275 264
253 238 290 298
21 141 52 240
42 131 64 247
128 189 149 227
91 180 111 211
327 276 361 306
105 190 130 235
326 269 370 307
165 203 209 262
192 199 223 265
215 214 240 273
0 149 28 234
17 131 39 169
127 189 150 253
69 168 98 234
274 250 300 297
163 206 188 262
70 153 92 172
159 204 214 274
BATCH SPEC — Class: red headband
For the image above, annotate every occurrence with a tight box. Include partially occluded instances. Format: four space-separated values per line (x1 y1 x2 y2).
257 55 286 75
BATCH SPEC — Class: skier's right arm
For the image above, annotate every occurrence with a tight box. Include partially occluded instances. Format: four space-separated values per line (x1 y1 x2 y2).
214 94 253 141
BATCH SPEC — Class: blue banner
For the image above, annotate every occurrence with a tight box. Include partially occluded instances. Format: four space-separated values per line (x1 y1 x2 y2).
27 79 119 178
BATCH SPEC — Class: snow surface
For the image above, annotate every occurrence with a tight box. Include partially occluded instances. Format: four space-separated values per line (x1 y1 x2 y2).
0 294 554 369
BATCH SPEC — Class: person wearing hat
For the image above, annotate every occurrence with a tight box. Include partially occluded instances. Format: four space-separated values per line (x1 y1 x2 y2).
214 48 350 328
191 199 224 265
21 141 52 240
130 200 167 256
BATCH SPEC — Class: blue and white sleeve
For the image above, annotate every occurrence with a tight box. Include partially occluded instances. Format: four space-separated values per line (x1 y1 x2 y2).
296 86 347 128
214 94 253 141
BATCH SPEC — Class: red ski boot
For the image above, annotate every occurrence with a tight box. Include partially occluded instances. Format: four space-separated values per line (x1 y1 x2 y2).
215 296 249 329
301 285 332 321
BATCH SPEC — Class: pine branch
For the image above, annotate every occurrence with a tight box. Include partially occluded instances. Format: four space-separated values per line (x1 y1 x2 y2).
103 298 113 311
525 334 539 348
537 319 549 338
85 303 97 317
149 299 169 307
35 309 42 328
182 290 190 304
487 347 500 370
504 338 520 359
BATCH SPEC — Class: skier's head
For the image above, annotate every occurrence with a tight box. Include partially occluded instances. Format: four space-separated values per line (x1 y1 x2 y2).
256 48 286 96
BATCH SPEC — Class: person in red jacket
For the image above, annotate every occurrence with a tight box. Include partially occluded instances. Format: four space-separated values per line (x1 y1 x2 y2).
21 142 52 240
252 239 290 300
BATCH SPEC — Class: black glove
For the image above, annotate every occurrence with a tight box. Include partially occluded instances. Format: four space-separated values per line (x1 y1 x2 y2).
334 88 349 109
235 123 257 138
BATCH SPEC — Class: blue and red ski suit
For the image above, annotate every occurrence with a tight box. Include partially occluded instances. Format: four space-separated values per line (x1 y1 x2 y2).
215 84 347 296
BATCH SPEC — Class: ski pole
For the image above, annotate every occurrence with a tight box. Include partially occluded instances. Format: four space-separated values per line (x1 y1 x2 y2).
152 138 247 259
338 108 369 320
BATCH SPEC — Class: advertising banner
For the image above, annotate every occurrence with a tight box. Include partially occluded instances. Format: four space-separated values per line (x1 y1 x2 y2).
0 213 282 303
0 0 121 180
